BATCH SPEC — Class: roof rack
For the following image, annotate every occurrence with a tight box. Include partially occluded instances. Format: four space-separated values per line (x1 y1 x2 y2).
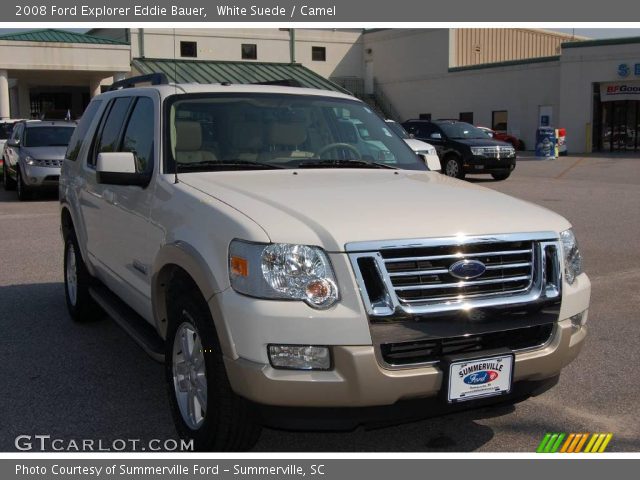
108 73 169 91
251 79 304 88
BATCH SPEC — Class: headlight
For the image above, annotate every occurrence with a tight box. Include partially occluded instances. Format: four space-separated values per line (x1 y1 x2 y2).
470 147 485 156
229 240 339 309
560 229 583 285
25 156 36 166
418 148 437 156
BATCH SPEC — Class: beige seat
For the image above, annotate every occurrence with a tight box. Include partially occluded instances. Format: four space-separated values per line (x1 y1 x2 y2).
260 122 311 161
175 120 217 164
230 121 263 161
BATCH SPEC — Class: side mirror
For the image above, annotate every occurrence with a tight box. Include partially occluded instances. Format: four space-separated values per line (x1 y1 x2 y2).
7 138 19 147
96 152 149 186
430 133 442 140
419 153 442 172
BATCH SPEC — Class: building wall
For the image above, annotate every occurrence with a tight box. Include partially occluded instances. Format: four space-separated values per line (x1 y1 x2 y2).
126 28 363 79
365 29 561 150
559 42 640 153
454 28 579 67
0 40 130 72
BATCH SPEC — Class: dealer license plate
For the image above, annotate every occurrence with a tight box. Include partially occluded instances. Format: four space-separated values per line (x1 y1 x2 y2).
447 354 513 403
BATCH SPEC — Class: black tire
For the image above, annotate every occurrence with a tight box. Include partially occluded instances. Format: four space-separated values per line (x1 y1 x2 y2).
443 156 465 179
491 171 511 181
3 163 16 190
63 231 99 322
16 168 32 201
165 284 261 451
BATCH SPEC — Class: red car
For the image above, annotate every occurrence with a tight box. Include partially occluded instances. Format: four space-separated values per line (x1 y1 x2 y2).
478 126 525 151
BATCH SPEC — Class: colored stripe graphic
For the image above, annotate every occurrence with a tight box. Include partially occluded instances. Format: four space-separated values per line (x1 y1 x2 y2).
537 433 612 453
598 433 613 453
574 433 590 453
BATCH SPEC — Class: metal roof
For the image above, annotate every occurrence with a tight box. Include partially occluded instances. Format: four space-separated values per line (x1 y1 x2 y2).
562 36 640 49
131 58 348 93
0 29 128 45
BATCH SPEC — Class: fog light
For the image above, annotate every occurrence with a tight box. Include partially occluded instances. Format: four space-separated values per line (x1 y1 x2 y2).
268 345 331 370
570 311 587 329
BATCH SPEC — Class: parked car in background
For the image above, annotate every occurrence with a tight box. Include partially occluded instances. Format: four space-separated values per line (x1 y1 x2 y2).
1 120 22 166
385 120 441 171
2 120 75 200
403 119 516 180
478 126 525 151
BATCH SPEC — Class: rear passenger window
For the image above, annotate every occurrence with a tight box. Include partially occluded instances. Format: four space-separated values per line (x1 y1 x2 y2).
65 100 102 161
91 97 132 166
121 98 154 172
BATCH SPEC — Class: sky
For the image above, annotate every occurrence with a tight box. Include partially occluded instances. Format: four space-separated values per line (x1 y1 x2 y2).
1 28 640 39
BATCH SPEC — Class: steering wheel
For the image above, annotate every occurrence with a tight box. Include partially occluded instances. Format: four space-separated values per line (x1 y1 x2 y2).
316 143 362 160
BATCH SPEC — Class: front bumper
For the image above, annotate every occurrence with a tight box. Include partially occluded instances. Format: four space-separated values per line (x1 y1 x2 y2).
224 317 586 408
21 164 61 187
464 154 516 173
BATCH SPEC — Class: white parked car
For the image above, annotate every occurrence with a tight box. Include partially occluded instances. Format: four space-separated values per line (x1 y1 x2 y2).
60 75 590 451
385 119 441 171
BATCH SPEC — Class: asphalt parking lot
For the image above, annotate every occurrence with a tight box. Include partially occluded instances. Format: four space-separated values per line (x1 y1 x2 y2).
0 155 639 452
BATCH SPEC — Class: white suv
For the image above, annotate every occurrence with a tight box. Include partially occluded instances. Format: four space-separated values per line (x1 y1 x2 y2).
59 75 590 451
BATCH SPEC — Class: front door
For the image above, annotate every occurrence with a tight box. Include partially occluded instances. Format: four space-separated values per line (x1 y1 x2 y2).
82 94 158 319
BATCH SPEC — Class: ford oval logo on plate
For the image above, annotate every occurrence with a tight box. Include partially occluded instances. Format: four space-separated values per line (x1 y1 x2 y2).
463 370 499 385
449 259 486 280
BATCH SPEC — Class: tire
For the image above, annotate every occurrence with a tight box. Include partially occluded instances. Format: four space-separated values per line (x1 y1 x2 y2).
16 168 31 201
443 156 465 179
165 285 261 451
3 162 15 190
63 231 99 322
491 171 511 181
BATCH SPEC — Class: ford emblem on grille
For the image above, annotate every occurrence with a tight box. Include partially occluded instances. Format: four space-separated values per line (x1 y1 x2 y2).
449 259 486 280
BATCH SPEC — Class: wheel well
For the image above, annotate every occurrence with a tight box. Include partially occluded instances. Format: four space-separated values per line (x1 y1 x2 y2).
443 152 460 161
155 264 204 339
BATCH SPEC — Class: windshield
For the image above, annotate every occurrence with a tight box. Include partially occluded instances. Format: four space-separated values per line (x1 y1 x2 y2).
385 121 409 139
23 126 75 147
439 122 489 140
167 93 425 172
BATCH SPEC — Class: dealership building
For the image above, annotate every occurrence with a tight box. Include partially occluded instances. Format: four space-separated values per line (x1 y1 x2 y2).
1 27 639 153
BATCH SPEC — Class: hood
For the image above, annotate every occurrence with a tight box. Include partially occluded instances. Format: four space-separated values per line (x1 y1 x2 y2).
21 146 67 160
453 137 513 147
181 169 570 251
404 138 435 152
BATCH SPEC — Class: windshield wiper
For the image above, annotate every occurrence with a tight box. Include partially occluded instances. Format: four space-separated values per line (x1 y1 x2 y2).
297 159 397 170
176 160 284 170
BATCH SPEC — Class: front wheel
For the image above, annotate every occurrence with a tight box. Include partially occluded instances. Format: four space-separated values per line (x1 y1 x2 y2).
16 169 31 201
165 287 261 451
443 156 465 179
491 171 511 181
3 163 16 190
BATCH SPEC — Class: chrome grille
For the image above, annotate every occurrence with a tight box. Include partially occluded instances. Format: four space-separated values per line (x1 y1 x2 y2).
29 159 62 168
347 232 562 318
472 146 515 158
383 241 534 303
